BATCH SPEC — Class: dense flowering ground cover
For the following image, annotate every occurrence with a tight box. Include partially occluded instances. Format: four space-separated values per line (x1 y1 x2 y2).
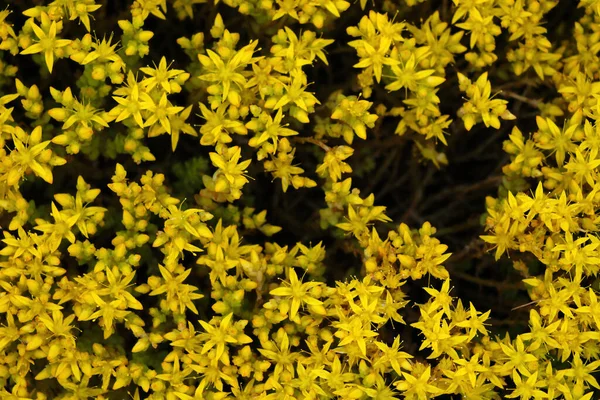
1 0 600 399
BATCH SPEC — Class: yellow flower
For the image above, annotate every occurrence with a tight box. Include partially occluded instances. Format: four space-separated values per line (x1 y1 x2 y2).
7 125 65 185
20 16 71 73
269 267 326 319
140 56 188 93
141 92 184 134
505 370 547 400
395 364 443 398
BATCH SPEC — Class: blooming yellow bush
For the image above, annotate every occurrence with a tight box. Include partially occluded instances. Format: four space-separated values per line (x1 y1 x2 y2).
0 0 599 399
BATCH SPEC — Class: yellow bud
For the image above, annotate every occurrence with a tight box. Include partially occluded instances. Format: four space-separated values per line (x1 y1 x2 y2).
35 367 52 381
48 108 68 121
308 303 327 316
365 258 377 273
136 234 149 246
26 279 40 295
214 177 229 193
7 168 21 186
125 44 137 56
212 301 229 314
81 360 93 376
137 30 154 42
124 139 137 152
398 254 416 268
26 335 43 351
122 210 134 228
28 85 40 99
233 289 245 303
312 12 325 29
78 126 93 140
241 280 258 291
132 337 149 353
30 102 43 116
149 333 163 346
228 90 241 107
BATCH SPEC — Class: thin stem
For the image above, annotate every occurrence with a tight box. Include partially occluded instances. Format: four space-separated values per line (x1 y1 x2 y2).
500 90 541 109
295 137 331 152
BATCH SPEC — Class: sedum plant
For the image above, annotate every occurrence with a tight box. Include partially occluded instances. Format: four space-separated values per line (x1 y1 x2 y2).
0 0 599 399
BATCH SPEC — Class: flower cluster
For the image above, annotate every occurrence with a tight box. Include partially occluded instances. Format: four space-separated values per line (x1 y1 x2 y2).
0 0 599 399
